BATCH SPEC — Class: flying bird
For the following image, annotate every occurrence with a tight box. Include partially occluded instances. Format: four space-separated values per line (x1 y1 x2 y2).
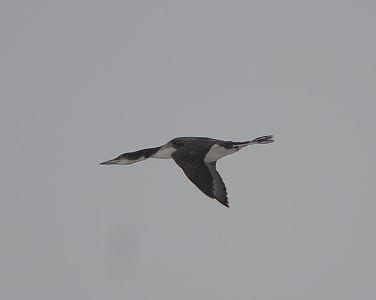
100 135 274 207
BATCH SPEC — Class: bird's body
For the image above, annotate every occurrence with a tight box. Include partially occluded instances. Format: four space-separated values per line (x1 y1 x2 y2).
101 135 274 207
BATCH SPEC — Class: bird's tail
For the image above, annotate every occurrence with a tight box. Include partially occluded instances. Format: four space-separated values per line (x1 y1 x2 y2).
233 135 274 147
249 135 274 144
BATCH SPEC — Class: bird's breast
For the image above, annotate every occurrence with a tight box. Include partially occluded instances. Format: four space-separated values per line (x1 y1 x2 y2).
204 144 238 162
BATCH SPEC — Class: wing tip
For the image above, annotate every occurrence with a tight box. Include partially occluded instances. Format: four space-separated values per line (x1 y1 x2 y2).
217 198 230 208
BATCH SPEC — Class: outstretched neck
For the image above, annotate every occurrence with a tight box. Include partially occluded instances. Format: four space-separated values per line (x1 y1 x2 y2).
150 144 177 159
100 146 161 165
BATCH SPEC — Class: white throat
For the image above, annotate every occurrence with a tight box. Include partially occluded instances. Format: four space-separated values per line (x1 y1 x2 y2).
151 145 176 159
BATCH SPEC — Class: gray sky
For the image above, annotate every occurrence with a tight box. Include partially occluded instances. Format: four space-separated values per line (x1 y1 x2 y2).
1 1 375 299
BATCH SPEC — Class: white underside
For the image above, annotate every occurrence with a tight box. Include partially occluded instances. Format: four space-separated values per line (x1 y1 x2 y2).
204 144 238 162
151 145 176 159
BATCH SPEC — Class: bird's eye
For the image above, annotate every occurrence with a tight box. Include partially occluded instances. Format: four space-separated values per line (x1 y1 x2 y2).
173 140 184 147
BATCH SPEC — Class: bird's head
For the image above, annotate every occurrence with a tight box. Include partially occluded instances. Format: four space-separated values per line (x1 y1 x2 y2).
168 137 186 149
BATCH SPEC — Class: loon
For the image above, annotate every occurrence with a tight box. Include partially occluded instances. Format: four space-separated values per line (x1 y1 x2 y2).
100 135 274 207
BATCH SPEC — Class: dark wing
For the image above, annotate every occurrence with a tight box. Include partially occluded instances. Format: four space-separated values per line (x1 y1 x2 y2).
206 162 228 206
172 149 228 207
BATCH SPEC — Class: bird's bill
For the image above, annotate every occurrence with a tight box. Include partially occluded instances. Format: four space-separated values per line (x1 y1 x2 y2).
100 159 116 165
100 158 119 165
100 156 144 165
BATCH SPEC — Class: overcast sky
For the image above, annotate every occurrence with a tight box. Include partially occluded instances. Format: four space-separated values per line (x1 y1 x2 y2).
1 1 376 299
